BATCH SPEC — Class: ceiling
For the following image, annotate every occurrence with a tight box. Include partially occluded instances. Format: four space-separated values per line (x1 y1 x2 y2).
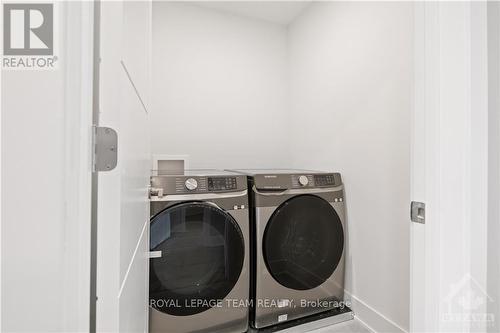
191 1 312 25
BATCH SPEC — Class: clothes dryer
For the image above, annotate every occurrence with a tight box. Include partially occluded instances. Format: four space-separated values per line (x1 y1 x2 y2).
228 169 346 329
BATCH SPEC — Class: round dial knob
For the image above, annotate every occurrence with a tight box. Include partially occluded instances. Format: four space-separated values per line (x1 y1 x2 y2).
185 178 198 191
298 175 309 186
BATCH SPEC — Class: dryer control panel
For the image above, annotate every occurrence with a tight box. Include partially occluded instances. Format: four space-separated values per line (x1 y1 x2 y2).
290 173 340 188
251 172 342 190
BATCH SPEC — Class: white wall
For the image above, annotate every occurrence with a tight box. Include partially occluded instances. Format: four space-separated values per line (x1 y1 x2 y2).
2 46 67 333
1 2 93 332
152 2 290 169
152 2 413 331
488 2 500 332
288 3 412 332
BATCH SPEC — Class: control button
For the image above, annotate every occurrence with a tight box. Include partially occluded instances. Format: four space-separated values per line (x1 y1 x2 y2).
298 175 309 186
185 178 198 191
339 198 343 202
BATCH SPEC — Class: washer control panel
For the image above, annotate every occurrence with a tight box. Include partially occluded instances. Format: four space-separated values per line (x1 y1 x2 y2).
208 177 237 191
150 174 245 196
314 174 336 186
175 177 207 193
184 178 198 191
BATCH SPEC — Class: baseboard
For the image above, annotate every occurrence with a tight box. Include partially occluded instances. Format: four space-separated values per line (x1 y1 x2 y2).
344 292 408 333
280 311 354 333
248 307 354 333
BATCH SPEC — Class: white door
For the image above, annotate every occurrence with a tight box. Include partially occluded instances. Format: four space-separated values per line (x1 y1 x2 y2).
94 1 152 332
410 3 443 331
410 2 491 332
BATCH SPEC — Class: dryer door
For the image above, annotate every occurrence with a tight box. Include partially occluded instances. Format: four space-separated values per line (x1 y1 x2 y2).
263 194 344 291
149 202 245 316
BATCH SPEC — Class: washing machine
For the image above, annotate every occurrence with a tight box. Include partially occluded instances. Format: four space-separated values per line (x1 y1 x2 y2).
148 170 250 333
228 169 347 329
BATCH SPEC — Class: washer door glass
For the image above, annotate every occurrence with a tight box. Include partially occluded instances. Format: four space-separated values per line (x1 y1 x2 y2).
149 202 245 316
263 194 344 291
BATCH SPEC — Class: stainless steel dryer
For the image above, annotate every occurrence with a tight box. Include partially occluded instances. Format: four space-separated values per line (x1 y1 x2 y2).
228 169 346 329
148 170 249 333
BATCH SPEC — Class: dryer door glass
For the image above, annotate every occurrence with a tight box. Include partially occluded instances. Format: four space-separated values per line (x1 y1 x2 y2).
149 202 245 316
263 194 344 290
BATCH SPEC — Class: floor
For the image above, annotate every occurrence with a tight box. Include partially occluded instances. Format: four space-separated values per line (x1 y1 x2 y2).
282 318 373 333
309 319 373 333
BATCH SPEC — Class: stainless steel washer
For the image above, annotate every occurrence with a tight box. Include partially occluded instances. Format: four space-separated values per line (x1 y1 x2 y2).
149 170 249 333
228 169 346 329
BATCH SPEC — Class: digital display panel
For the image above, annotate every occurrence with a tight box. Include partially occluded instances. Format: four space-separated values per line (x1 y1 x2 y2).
314 174 336 186
208 177 237 191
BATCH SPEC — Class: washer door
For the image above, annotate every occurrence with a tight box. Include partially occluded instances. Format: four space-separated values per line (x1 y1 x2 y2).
263 194 344 291
149 202 245 316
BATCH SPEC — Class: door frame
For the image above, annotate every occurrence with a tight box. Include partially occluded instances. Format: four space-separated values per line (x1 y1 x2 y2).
90 1 100 331
62 1 95 332
410 2 491 332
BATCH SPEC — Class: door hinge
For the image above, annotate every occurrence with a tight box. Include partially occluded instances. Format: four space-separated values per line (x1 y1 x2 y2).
411 201 425 224
93 126 118 172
